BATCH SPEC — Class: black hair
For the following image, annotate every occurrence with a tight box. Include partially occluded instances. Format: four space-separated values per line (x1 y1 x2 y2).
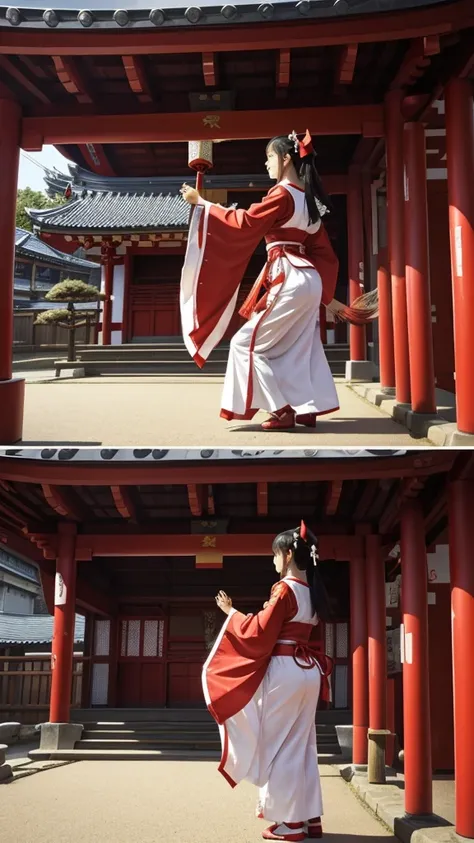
267 134 333 226
272 525 331 621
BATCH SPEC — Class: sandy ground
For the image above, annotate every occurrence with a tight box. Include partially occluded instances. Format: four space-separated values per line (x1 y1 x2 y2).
0 760 397 843
17 375 431 446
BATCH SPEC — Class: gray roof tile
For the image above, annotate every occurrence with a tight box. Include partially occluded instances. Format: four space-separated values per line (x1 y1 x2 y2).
28 191 190 232
0 613 85 644
15 226 97 269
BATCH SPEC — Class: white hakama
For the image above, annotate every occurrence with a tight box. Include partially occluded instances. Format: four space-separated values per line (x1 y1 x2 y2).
221 258 339 419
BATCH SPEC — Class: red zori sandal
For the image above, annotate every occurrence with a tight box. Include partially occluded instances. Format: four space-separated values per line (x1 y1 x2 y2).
295 413 317 428
306 817 323 838
262 823 306 841
261 406 295 431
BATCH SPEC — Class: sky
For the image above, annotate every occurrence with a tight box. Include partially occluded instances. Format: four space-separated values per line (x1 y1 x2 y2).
18 146 71 193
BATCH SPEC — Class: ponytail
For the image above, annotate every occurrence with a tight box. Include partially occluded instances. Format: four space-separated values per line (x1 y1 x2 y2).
272 523 331 621
267 133 333 226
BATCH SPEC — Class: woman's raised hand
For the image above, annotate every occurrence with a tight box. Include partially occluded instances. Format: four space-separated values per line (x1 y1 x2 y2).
215 590 233 615
180 183 200 205
325 298 347 317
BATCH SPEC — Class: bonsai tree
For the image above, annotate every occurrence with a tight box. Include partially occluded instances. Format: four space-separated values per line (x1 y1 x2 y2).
34 278 104 362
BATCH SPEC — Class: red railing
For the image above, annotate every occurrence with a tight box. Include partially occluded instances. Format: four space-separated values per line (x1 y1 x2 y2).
0 656 87 723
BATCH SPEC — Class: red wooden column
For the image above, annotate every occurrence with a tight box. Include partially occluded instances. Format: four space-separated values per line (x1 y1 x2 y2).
377 246 396 391
50 523 78 723
347 166 367 362
445 78 474 435
350 554 369 764
385 91 411 405
448 479 474 838
403 122 436 414
366 535 387 730
400 498 432 815
101 243 115 346
0 99 25 443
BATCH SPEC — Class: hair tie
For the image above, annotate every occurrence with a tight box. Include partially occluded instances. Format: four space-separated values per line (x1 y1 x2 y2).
298 128 314 158
310 544 319 566
300 519 307 541
288 129 299 153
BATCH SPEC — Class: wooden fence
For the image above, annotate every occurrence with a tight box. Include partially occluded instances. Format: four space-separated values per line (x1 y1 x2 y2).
0 656 86 724
14 312 98 349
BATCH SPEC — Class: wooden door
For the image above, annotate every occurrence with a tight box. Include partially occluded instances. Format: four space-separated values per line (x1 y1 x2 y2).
116 617 167 707
324 620 350 709
130 284 180 339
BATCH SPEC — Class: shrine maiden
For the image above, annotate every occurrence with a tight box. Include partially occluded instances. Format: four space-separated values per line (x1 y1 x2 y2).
202 522 333 842
180 130 346 430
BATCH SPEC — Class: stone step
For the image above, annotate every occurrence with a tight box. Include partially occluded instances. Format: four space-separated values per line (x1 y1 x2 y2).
75 738 221 751
70 708 213 723
29 748 342 762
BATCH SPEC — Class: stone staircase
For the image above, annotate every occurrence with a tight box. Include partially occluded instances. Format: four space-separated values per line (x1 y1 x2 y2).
62 341 350 378
30 708 351 762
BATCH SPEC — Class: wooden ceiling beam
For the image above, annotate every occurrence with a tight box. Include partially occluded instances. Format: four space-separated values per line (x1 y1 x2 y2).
207 485 216 516
79 142 116 177
110 485 137 520
0 452 454 487
122 55 153 103
337 43 358 85
202 52 218 87
390 36 440 91
0 56 51 104
325 480 343 516
40 484 84 521
1 2 472 56
187 483 207 517
22 104 385 150
277 49 291 89
52 55 93 104
257 482 268 517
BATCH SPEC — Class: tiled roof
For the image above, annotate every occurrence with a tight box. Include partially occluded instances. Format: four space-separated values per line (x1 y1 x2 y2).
0 613 85 644
0 1 451 32
14 300 100 312
15 227 97 269
28 191 191 233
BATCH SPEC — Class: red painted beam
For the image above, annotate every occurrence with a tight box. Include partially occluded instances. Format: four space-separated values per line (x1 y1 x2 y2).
41 484 84 520
202 52 217 87
187 483 206 517
338 43 358 85
325 480 343 516
207 485 216 516
1 2 472 56
257 482 268 516
122 55 153 103
79 143 116 177
73 532 365 559
390 37 439 91
0 452 454 487
110 485 136 520
277 49 291 88
21 105 384 150
52 56 92 104
0 55 51 104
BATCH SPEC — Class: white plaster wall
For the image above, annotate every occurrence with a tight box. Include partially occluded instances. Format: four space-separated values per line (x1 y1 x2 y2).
111 263 125 345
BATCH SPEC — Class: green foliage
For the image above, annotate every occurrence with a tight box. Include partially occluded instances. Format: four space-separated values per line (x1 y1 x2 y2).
45 278 104 303
16 187 67 232
34 309 70 325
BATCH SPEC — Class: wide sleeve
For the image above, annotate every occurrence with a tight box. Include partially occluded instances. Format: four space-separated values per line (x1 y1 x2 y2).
180 186 293 367
199 184 293 233
305 224 339 306
202 581 297 724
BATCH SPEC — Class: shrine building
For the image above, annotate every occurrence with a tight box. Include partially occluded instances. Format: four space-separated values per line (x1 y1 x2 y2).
0 0 474 442
0 448 473 837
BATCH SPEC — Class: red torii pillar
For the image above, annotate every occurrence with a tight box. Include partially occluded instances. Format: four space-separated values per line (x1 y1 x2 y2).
403 122 436 415
350 554 369 765
347 166 367 364
445 78 474 436
385 91 411 405
366 535 387 731
448 479 474 838
50 522 78 723
377 246 396 392
400 498 432 815
0 99 25 443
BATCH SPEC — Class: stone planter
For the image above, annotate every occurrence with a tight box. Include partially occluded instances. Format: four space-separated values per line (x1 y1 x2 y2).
335 725 353 762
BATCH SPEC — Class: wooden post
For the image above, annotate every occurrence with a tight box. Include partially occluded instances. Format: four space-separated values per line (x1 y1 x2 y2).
368 729 391 784
445 78 474 435
49 523 77 723
0 99 25 443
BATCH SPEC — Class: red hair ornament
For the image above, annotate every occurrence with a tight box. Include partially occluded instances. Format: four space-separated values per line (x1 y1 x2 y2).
288 129 314 158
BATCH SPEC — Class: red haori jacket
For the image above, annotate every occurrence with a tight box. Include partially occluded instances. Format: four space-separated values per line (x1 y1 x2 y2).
181 184 339 367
